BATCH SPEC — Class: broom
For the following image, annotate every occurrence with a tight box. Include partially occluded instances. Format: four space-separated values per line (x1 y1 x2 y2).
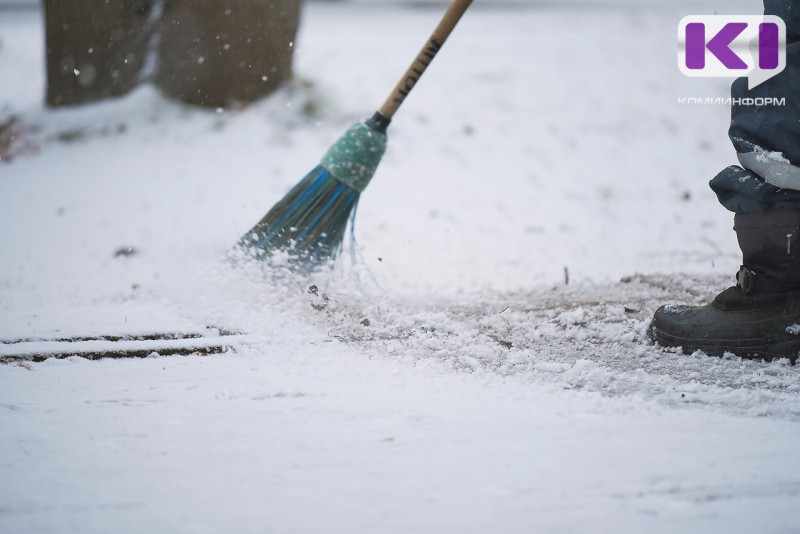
236 0 473 268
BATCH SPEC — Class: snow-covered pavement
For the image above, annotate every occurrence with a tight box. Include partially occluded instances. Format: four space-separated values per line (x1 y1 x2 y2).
3 345 799 533
1 1 799 532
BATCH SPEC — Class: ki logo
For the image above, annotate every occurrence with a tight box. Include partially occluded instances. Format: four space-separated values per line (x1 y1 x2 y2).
678 15 786 89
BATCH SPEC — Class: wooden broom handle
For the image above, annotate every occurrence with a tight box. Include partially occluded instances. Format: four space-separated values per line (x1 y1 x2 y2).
378 0 473 119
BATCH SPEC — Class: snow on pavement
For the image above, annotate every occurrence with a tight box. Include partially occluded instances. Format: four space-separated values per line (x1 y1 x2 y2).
2 347 799 533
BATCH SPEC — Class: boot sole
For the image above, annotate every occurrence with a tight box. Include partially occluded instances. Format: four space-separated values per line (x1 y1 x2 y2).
649 326 799 363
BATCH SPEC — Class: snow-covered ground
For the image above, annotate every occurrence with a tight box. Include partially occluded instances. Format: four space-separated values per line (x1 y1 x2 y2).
2 1 799 532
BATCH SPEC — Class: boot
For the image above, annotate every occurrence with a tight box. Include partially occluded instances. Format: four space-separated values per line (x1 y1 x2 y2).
649 209 800 361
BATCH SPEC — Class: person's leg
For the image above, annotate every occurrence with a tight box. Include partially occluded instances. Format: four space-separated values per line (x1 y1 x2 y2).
710 0 800 212
649 2 800 360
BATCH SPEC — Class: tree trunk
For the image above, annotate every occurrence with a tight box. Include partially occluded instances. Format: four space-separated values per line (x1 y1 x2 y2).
156 0 301 108
44 0 153 107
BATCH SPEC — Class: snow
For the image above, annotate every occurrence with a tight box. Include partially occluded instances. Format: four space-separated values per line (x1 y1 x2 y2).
754 148 791 165
2 1 800 532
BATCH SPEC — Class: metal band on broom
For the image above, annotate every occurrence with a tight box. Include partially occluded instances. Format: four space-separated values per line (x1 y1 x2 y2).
236 0 473 269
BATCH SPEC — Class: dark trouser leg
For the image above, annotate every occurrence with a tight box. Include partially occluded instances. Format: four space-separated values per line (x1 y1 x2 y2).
709 1 800 213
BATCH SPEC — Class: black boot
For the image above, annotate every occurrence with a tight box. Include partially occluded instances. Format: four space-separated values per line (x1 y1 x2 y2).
649 209 800 361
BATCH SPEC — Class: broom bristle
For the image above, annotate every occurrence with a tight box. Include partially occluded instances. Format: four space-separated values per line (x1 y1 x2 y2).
236 119 388 270
236 165 361 267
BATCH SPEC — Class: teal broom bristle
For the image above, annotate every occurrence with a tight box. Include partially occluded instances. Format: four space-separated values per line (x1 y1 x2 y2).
236 120 388 270
236 165 361 267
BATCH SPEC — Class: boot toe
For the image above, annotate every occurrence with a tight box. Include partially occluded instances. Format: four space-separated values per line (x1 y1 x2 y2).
649 304 707 346
649 300 800 360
